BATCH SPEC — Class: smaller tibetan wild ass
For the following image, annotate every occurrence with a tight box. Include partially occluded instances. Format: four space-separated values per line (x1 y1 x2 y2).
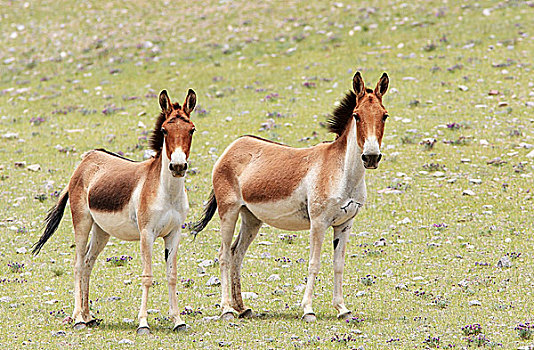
194 72 390 322
32 89 197 334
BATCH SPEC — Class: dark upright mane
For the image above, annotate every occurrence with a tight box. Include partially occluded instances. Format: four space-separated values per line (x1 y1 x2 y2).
148 102 181 155
327 91 356 137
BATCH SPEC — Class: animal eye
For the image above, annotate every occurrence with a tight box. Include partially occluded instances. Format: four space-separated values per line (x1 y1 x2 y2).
161 128 168 136
353 113 360 122
382 114 389 122
189 128 196 135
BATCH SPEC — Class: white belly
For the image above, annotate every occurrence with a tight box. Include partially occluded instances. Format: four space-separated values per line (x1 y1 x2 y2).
245 198 310 231
91 206 140 241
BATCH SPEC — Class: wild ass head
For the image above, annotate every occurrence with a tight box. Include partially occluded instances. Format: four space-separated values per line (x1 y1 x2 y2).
352 72 389 169
150 89 196 177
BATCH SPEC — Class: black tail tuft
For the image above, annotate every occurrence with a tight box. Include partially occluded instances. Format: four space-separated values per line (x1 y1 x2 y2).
191 189 217 237
32 190 69 255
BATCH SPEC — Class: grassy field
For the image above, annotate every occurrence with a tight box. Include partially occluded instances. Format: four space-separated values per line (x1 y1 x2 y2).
1 0 533 348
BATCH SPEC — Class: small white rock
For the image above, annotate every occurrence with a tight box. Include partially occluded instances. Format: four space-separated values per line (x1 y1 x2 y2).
462 189 476 196
27 164 41 172
118 339 134 345
16 247 27 254
469 179 482 184
267 274 280 282
206 276 220 286
469 300 481 306
479 139 489 146
355 291 366 297
242 292 258 300
526 150 534 158
147 308 159 314
397 217 412 225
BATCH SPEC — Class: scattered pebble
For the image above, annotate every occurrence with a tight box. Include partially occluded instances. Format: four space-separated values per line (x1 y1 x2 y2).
242 292 258 299
469 300 481 306
462 190 476 196
118 339 134 344
497 256 511 268
267 274 280 282
206 276 220 286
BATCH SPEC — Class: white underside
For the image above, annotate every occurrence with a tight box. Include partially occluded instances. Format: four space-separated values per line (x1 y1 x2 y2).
90 144 189 241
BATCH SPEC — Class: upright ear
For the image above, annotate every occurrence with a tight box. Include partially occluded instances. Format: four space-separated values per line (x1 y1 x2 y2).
353 72 365 99
374 73 389 98
183 89 197 115
159 90 172 113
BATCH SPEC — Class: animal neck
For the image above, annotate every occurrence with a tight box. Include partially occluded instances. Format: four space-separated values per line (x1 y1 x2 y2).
334 118 366 191
159 144 185 199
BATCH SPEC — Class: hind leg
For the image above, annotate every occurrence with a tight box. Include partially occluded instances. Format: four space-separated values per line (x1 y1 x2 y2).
230 207 262 317
218 204 240 320
80 224 110 325
71 210 94 330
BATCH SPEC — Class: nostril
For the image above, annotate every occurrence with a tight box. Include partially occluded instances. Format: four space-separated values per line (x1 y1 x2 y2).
169 163 174 171
183 163 188 170
361 154 369 163
377 154 382 162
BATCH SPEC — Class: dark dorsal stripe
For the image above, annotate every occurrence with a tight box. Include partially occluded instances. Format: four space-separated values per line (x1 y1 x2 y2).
241 134 291 147
94 148 137 162
327 91 356 137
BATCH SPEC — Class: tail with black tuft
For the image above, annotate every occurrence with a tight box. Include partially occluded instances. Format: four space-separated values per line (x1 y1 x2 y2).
191 189 217 237
32 190 69 255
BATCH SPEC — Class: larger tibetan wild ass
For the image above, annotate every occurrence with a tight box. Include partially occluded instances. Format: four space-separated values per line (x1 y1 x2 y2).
32 89 197 334
194 72 390 322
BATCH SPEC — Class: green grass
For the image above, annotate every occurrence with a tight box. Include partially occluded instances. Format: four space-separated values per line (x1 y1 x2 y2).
1 0 533 348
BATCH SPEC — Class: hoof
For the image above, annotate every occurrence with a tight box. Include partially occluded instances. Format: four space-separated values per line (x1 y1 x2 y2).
136 326 151 335
173 323 187 332
86 318 102 327
337 311 352 321
302 313 317 323
238 309 254 319
73 322 86 331
220 311 235 321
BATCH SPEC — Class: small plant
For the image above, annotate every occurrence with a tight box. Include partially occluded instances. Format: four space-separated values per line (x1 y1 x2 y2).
7 262 25 273
181 278 194 288
423 335 441 348
422 163 446 172
515 322 534 340
465 334 496 347
34 193 48 202
401 134 417 144
302 81 316 88
49 309 67 318
275 256 291 264
505 252 521 260
330 333 357 343
432 223 448 230
345 316 364 324
106 255 132 267
279 234 297 244
419 138 437 150
30 116 46 126
432 296 450 309
180 306 202 317
462 323 483 336
443 136 471 146
16 226 27 234
360 274 375 286
51 267 64 277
